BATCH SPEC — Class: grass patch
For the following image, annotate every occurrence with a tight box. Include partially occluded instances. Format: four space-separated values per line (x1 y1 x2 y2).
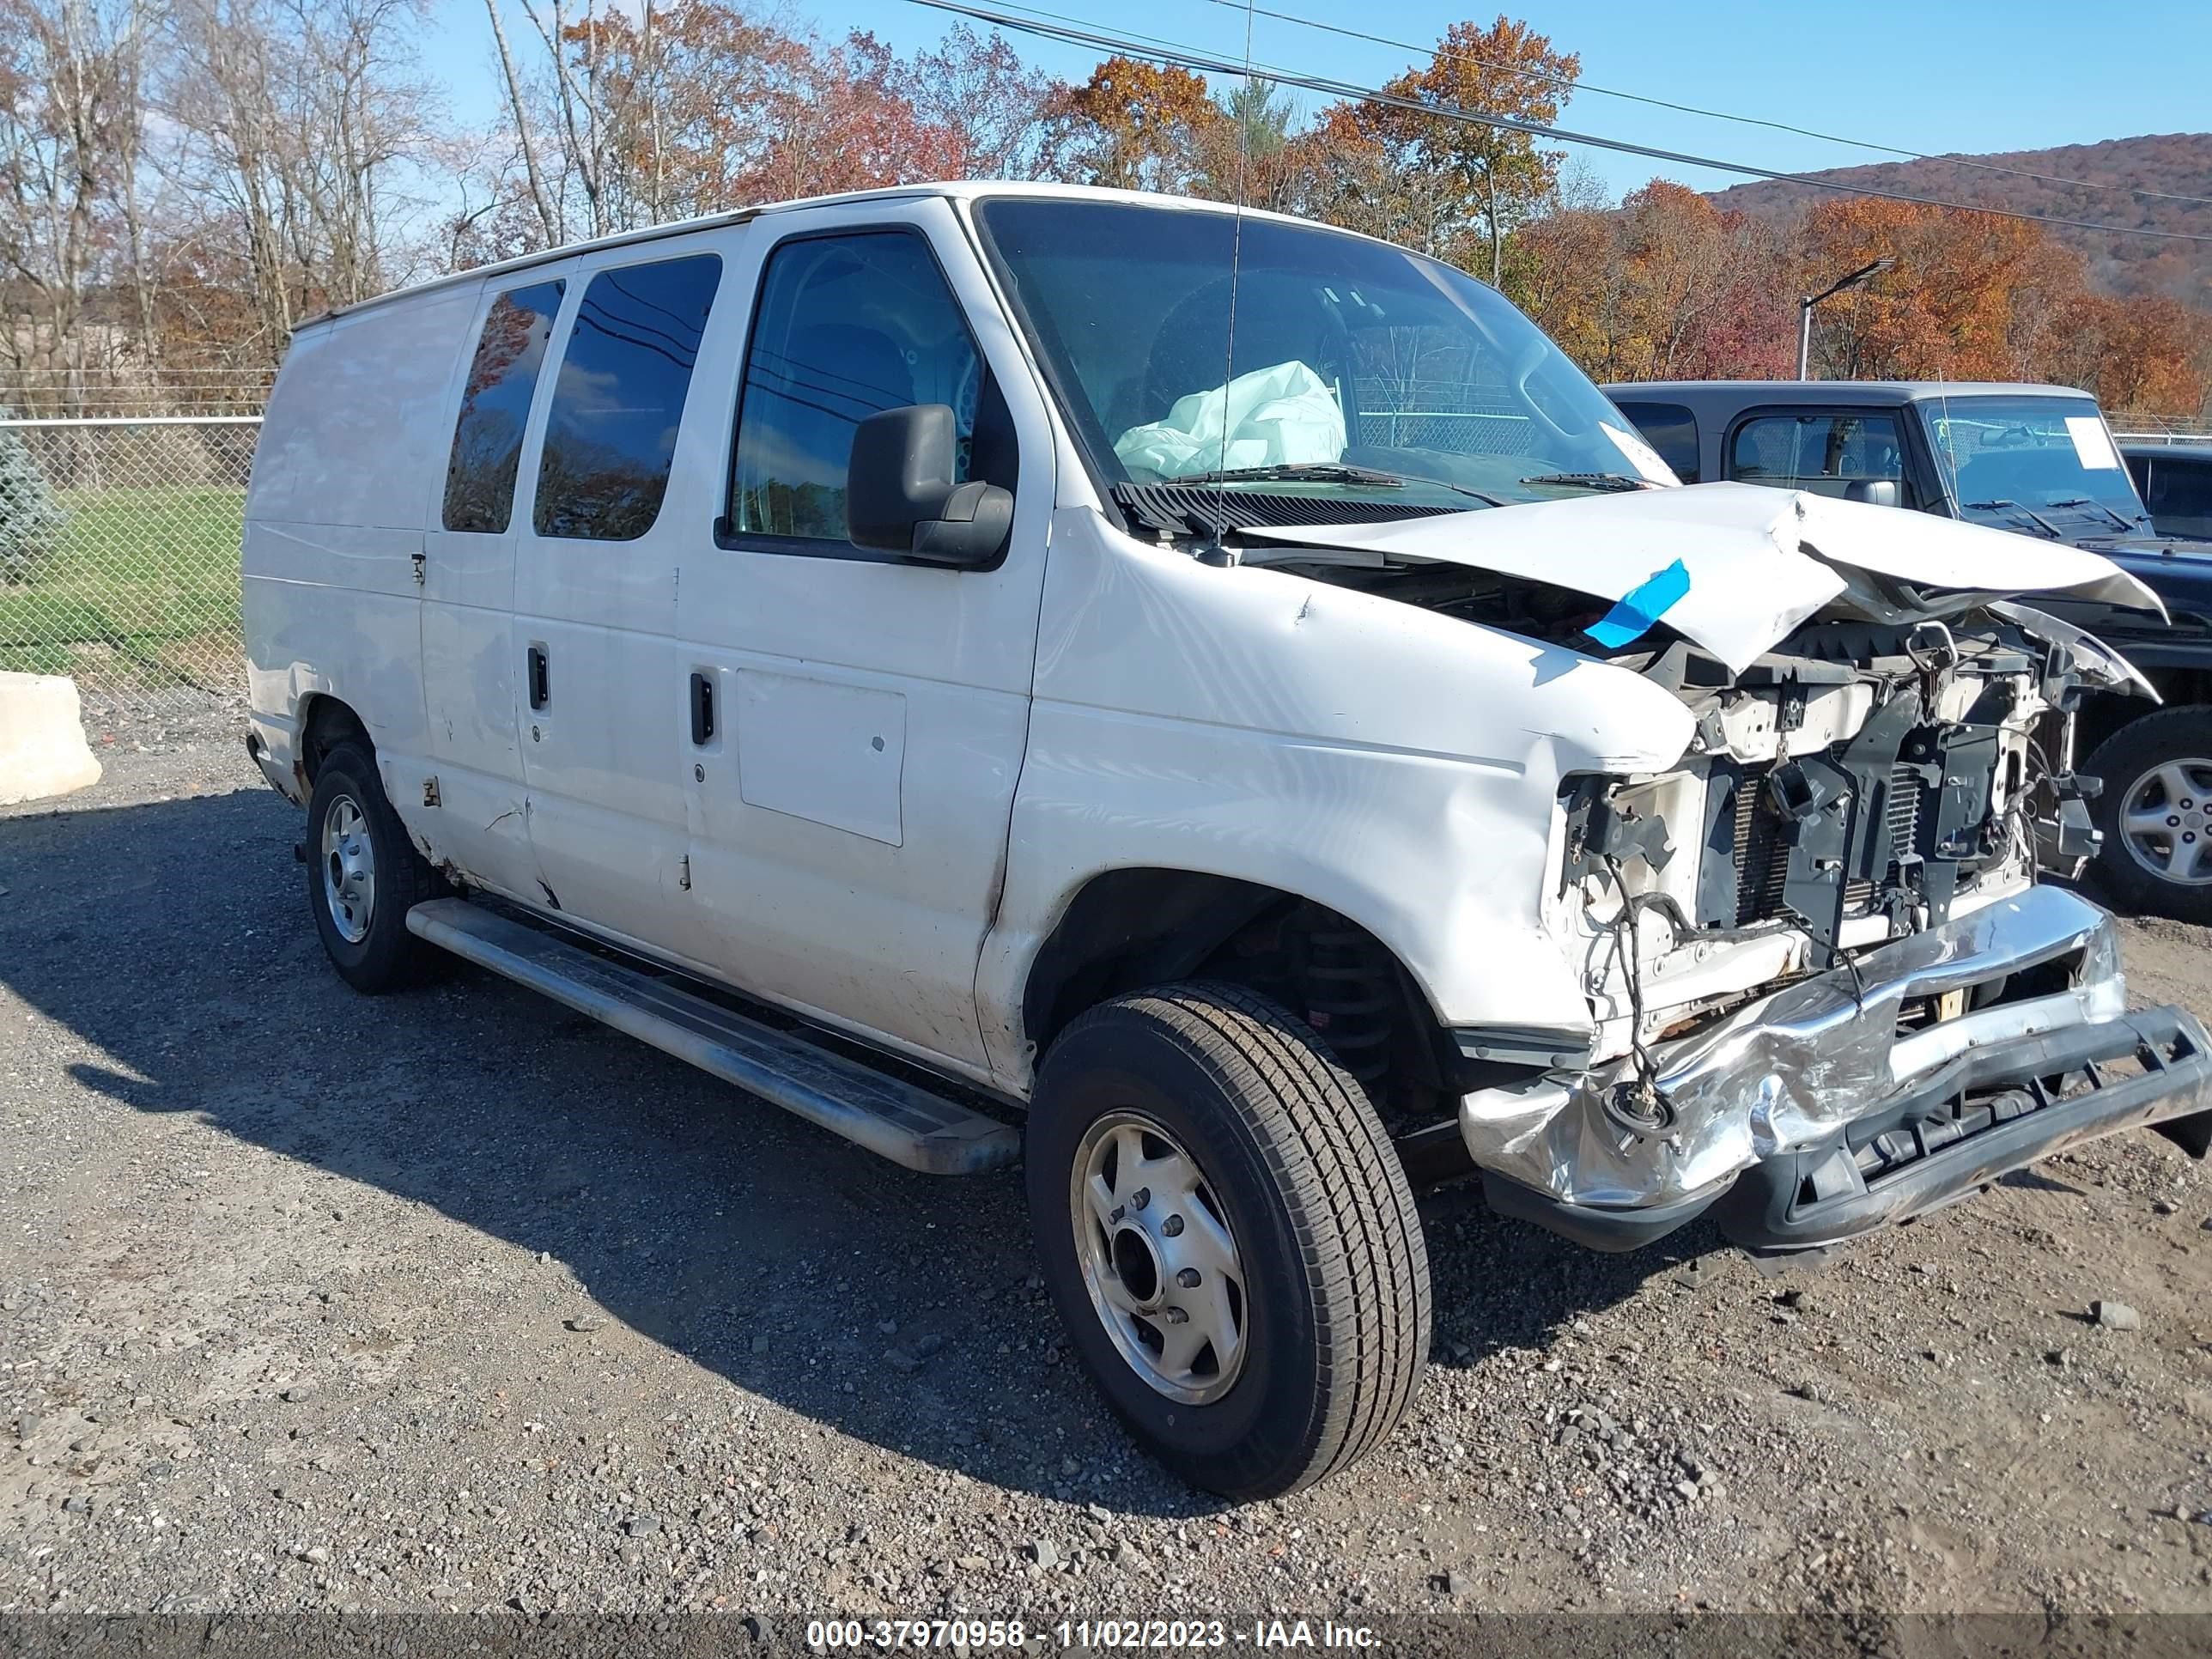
0 485 245 687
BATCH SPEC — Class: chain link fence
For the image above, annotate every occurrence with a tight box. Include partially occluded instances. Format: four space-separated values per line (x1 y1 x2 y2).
2110 413 2212 444
0 415 258 706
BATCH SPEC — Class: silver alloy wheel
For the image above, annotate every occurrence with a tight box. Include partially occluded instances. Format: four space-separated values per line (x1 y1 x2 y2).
1070 1110 1247 1405
321 793 377 944
2120 757 2212 886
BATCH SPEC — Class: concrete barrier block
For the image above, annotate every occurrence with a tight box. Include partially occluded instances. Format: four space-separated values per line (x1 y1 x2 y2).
0 671 102 805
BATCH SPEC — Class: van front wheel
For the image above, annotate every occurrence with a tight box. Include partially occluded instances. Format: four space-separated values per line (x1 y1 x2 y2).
1026 983 1430 1498
307 743 447 993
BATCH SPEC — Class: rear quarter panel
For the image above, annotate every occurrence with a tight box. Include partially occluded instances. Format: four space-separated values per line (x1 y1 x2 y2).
243 283 481 803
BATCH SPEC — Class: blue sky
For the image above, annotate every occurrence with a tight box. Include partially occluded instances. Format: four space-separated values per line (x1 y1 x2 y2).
424 0 2212 202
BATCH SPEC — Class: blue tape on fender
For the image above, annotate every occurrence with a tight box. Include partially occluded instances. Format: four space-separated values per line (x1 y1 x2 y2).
1584 557 1692 649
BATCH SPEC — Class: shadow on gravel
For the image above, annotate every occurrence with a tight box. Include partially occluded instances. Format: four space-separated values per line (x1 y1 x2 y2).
1 787 1686 1511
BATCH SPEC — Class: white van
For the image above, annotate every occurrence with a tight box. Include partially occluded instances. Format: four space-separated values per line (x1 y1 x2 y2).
243 182 2212 1498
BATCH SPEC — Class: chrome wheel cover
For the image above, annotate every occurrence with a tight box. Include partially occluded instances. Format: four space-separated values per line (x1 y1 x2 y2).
2120 757 2212 886
321 794 377 943
1069 1111 1248 1405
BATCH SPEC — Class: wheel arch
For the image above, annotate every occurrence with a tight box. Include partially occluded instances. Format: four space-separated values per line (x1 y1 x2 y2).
1016 866 1465 1113
295 692 373 799
2075 674 2212 760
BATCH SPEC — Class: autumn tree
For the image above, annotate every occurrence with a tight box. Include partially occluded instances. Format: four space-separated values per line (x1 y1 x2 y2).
1510 208 1614 366
908 22 1060 181
475 4 1050 247
2042 291 2207 414
1619 182 1796 379
1050 56 1226 196
1510 175 1792 382
1793 198 2049 380
158 0 441 372
0 0 152 404
1347 15 1578 285
748 29 964 201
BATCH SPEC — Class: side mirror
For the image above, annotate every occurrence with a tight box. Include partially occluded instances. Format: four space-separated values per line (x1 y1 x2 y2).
1844 478 1900 508
847 404 1012 568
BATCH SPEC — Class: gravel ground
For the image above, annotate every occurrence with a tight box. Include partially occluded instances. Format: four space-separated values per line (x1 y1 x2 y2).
3 696 2211 1630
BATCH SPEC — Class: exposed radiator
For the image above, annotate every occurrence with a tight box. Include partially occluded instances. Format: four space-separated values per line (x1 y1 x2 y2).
1729 762 1926 926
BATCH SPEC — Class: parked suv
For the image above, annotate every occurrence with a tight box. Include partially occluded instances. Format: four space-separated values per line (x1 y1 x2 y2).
1610 381 2212 924
245 187 2212 1498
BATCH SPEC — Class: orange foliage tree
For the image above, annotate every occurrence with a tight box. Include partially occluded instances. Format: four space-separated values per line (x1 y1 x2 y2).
1341 15 1579 283
1049 57 1227 195
1796 198 2056 380
1511 179 1794 380
2041 292 2208 413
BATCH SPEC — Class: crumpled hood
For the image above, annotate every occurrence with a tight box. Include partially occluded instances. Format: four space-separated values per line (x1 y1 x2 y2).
1242 482 2165 675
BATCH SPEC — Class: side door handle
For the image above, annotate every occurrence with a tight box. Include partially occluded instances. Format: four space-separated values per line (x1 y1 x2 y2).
527 644 550 711
690 671 715 745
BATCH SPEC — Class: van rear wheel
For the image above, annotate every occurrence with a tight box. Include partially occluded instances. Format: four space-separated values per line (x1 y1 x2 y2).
307 743 447 993
1026 982 1430 1498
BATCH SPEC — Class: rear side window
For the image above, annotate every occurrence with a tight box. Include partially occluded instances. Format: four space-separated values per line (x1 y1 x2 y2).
729 231 1003 547
442 280 564 533
2142 453 2212 539
1611 401 1699 483
1731 410 1914 506
534 253 721 542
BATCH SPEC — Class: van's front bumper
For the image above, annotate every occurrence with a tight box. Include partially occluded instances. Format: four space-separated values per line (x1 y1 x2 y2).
1461 884 2212 1253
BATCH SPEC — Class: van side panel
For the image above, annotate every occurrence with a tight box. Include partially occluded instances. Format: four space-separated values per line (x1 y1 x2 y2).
243 286 481 805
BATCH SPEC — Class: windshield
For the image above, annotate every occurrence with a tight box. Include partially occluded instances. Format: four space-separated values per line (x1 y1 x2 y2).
1918 394 2149 535
971 197 1675 507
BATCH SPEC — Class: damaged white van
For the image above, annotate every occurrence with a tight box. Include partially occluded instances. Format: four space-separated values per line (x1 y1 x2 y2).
243 183 2212 1499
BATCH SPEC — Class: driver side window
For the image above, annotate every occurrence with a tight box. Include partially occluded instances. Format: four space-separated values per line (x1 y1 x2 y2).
728 229 1009 548
1730 411 1915 506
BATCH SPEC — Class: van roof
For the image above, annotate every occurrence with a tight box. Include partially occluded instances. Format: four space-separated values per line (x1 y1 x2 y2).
304 182 1375 329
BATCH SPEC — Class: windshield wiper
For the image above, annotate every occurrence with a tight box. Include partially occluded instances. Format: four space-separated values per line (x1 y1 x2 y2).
1963 498 2065 540
1179 462 1505 507
2045 496 2140 534
1518 471 1653 493
1181 462 1402 487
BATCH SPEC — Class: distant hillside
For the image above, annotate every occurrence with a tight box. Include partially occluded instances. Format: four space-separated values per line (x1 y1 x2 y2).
1708 133 2212 309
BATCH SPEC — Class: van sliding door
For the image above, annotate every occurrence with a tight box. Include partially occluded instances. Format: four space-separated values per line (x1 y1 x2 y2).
418 263 574 899
508 247 727 942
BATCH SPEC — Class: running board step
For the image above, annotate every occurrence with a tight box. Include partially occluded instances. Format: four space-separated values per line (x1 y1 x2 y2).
404 899 1018 1176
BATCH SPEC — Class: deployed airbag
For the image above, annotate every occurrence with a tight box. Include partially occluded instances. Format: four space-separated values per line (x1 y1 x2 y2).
1114 360 1345 480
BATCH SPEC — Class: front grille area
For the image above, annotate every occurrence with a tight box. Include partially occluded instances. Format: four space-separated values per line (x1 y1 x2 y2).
1843 769 1927 912
1729 761 1929 927
1730 763 1788 926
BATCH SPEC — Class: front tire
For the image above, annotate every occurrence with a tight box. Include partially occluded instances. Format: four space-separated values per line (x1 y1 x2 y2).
1026 983 1429 1498
2085 708 2212 926
307 743 447 993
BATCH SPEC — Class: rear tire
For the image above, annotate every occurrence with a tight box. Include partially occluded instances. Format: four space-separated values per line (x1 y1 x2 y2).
307 743 447 993
1026 982 1429 1498
2084 708 2212 927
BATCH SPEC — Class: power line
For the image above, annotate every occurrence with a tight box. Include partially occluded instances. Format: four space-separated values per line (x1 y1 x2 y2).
1197 0 2212 211
914 0 2212 245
